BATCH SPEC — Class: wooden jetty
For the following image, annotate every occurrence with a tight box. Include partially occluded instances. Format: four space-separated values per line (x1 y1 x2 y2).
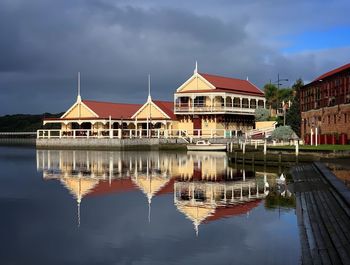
291 163 350 265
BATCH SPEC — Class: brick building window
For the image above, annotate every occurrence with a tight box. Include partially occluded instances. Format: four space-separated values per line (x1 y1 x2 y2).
328 115 330 124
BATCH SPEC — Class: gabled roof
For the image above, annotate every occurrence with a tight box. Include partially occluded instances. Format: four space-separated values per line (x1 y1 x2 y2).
132 99 175 120
153 100 176 119
313 63 350 82
82 100 142 119
199 73 264 96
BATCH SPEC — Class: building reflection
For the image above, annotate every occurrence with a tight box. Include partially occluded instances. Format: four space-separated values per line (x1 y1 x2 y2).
37 150 286 233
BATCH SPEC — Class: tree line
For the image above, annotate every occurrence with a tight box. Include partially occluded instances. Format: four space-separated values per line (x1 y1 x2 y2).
0 113 63 132
256 78 304 137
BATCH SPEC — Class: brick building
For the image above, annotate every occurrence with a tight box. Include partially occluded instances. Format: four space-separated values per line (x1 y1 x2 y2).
300 63 350 144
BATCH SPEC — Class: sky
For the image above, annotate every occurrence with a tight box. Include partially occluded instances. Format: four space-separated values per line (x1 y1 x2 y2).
0 0 350 115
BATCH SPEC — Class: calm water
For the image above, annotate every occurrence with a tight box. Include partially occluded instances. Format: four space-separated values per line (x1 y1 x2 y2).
0 146 300 265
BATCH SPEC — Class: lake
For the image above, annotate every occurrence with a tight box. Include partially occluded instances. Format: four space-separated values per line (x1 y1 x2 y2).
0 146 300 265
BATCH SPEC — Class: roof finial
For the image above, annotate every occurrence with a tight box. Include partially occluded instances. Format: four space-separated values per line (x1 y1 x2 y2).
77 72 81 102
147 74 152 102
194 60 198 74
246 76 249 81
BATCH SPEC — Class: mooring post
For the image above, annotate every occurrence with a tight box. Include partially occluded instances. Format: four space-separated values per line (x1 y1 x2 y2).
263 139 267 164
278 152 282 164
234 151 237 168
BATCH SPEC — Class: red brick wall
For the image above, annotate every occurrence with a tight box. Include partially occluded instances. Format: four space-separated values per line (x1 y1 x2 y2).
301 103 350 142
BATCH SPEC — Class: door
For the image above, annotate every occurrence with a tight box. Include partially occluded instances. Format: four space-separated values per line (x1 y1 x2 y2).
193 116 202 136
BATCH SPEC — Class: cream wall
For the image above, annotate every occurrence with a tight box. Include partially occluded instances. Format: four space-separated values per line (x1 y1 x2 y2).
255 121 276 129
135 102 168 119
179 75 212 92
64 103 96 119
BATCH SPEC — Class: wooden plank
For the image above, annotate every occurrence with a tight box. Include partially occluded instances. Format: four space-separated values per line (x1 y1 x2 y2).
305 192 332 265
315 191 350 264
296 192 314 265
310 191 343 265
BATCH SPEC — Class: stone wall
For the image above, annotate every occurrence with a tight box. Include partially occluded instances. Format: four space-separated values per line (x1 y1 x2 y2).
36 137 234 150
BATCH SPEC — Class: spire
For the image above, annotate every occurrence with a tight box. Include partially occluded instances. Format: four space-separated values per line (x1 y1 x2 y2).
77 72 81 103
246 76 249 81
148 197 151 224
194 60 198 74
77 201 81 228
147 74 152 102
194 223 199 237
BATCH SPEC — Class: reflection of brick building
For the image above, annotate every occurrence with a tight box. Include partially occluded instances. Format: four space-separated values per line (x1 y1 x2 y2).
300 63 350 144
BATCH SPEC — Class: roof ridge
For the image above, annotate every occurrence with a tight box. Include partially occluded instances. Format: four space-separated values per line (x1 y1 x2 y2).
199 72 247 82
313 63 350 82
83 99 142 105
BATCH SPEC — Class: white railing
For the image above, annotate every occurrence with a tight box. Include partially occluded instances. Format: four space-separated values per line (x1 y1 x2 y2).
174 105 257 114
37 129 238 139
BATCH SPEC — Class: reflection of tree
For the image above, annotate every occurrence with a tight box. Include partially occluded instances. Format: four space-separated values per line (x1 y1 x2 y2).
264 190 295 209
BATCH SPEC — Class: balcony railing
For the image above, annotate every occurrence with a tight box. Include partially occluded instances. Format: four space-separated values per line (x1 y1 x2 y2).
174 105 257 114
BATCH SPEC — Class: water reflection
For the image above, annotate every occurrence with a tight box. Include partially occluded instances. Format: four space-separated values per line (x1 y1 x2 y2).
36 149 292 234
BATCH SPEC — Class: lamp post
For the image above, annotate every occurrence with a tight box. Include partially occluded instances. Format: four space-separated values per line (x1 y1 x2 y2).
273 73 288 125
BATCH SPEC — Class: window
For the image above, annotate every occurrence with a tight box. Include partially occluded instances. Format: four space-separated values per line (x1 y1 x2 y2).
194 96 205 107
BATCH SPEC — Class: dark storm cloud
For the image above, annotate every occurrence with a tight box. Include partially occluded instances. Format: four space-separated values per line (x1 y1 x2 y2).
0 0 349 114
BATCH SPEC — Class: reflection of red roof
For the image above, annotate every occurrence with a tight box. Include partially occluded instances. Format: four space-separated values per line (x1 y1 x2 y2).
87 178 136 197
313 63 350 82
156 178 175 195
199 73 264 96
153 100 176 119
83 100 142 119
205 199 261 223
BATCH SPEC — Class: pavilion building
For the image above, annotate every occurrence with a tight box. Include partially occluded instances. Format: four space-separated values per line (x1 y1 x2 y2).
40 65 266 139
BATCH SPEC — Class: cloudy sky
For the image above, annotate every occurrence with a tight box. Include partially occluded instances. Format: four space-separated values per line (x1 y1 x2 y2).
1 0 350 115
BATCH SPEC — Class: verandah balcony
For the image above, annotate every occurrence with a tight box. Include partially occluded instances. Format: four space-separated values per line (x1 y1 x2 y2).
174 94 265 115
174 104 257 114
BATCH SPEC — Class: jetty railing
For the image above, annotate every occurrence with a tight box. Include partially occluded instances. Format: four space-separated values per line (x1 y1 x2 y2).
36 129 239 139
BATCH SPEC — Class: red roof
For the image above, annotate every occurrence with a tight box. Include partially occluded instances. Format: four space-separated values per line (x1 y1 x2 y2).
83 100 142 119
199 73 264 96
153 100 176 119
87 178 136 197
205 200 261 223
313 63 350 82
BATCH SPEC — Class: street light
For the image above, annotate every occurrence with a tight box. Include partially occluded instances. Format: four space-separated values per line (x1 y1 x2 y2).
273 74 288 126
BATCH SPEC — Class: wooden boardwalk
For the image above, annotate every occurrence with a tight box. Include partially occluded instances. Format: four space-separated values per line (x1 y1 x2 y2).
291 164 350 265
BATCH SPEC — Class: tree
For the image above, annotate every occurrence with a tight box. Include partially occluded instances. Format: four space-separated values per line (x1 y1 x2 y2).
263 83 278 109
255 108 270 121
271 125 295 141
286 78 304 136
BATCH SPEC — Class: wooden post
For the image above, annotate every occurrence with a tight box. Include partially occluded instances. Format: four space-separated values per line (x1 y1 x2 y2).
278 152 282 164
264 139 267 164
310 128 313 146
252 153 255 172
315 127 318 146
